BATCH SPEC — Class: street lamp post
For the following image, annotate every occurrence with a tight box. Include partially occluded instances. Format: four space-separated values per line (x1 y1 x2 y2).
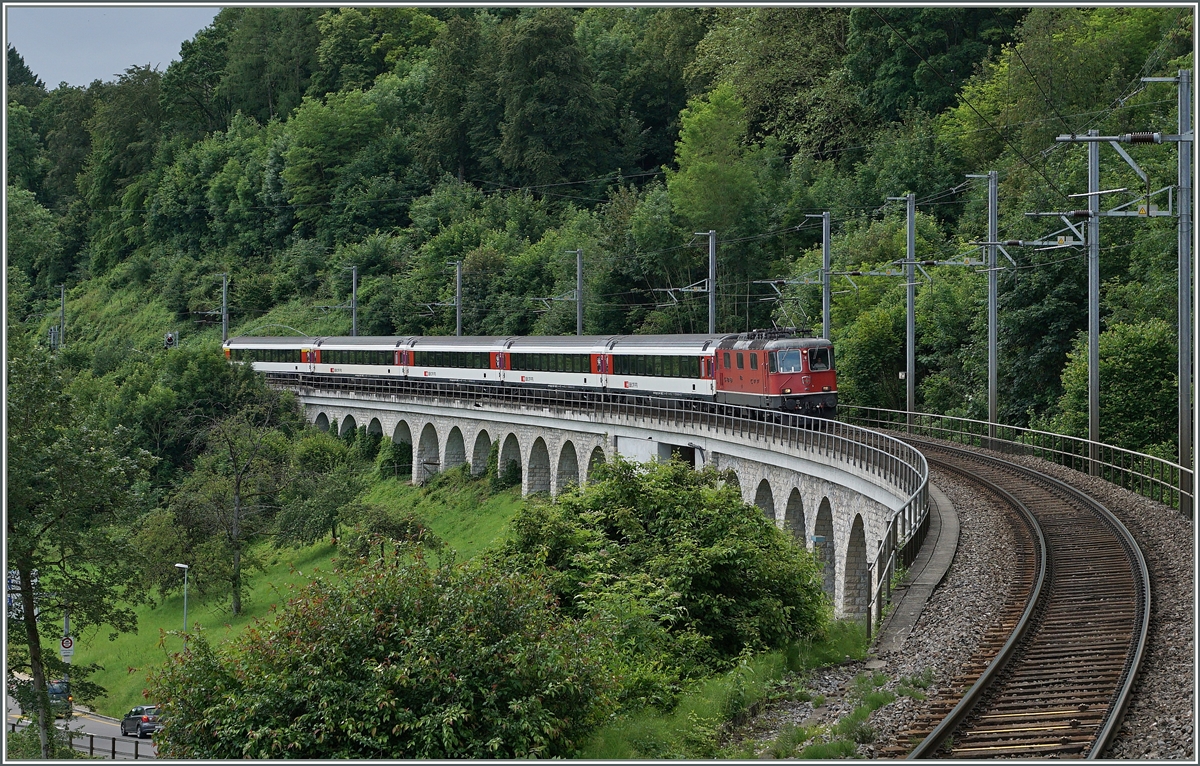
174 563 189 644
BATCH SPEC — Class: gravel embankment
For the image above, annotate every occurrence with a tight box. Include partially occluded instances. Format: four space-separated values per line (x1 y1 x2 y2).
732 449 1194 760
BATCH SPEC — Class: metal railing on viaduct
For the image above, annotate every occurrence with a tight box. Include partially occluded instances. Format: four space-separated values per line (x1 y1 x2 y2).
840 405 1193 519
269 372 929 633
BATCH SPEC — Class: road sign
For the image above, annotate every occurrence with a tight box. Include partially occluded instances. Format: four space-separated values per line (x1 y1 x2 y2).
60 636 74 661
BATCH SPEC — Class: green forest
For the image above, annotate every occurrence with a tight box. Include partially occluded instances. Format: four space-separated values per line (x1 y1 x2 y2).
7 6 1193 450
4 6 1194 758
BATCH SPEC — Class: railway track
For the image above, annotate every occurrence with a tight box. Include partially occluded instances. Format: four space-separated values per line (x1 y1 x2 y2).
896 440 1151 759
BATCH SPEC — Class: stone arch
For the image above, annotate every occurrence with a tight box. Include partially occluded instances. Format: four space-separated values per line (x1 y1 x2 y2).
753 479 775 522
845 515 870 619
814 498 836 602
556 441 580 494
528 438 551 495
722 468 741 491
367 417 383 436
393 420 412 446
586 446 606 483
314 412 329 431
471 430 493 476
417 423 440 484
784 488 805 542
338 414 357 438
499 433 522 485
445 426 466 471
388 420 414 479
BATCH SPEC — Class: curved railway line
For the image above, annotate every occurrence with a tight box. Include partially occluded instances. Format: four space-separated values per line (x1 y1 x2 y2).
266 373 1160 757
899 440 1151 759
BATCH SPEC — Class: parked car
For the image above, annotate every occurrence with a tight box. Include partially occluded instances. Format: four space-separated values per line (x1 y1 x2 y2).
120 705 161 738
47 681 72 718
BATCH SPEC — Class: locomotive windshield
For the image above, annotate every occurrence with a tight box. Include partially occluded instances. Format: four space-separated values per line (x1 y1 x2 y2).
809 346 833 371
770 349 802 373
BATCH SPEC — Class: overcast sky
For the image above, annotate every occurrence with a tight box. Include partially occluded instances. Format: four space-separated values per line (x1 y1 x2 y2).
6 5 221 88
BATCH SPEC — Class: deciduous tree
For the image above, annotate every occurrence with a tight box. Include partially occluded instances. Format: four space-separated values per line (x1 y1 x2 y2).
6 333 153 758
170 401 296 616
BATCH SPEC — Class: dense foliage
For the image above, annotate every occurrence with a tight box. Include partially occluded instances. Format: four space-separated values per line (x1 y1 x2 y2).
6 330 154 757
147 550 615 758
500 458 827 708
146 457 829 757
7 7 1191 459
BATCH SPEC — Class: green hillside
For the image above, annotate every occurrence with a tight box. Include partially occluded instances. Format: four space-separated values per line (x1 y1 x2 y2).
76 474 523 717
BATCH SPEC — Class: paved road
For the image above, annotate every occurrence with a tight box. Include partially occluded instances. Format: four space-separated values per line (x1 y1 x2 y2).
6 694 157 759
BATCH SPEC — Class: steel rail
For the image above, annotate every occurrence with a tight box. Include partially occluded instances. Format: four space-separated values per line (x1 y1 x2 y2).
904 438 1151 759
907 451 1047 759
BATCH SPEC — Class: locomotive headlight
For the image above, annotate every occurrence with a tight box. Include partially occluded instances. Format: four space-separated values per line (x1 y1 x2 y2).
782 388 791 394
822 386 830 391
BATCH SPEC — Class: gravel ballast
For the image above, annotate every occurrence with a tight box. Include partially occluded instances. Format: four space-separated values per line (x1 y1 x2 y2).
732 448 1194 760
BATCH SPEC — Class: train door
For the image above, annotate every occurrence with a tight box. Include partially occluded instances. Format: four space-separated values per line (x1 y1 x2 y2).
597 353 608 388
302 348 315 373
495 351 506 382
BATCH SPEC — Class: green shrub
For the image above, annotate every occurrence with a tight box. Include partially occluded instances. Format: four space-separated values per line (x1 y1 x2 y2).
148 551 615 758
6 724 91 759
502 457 828 671
339 503 444 558
491 458 521 490
799 738 857 758
375 437 412 478
902 667 935 689
768 722 817 758
834 705 877 744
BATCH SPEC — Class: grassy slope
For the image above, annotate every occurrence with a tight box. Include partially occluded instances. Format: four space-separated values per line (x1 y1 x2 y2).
57 274 515 716
78 474 522 717
359 470 525 560
58 273 353 358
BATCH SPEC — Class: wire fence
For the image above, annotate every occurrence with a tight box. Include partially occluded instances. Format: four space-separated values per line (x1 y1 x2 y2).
839 405 1193 519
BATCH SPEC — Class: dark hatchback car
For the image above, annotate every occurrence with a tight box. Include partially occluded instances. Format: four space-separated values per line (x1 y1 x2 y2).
47 681 72 718
120 705 162 738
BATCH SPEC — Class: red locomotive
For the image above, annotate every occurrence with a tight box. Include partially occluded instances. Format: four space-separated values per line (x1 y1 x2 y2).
225 329 837 416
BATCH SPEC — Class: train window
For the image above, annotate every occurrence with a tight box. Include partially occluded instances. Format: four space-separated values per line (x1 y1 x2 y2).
809 347 833 371
723 352 730 369
773 350 802 373
736 352 744 370
749 354 758 370
669 356 679 377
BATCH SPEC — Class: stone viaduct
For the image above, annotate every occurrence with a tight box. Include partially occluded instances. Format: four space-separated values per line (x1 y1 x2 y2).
291 382 927 622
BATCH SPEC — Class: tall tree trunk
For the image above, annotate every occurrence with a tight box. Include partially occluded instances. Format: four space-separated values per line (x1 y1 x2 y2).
231 544 242 616
19 568 52 759
231 489 242 616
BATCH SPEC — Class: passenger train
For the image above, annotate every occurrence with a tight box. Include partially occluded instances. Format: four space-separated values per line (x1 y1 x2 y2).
224 329 837 416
